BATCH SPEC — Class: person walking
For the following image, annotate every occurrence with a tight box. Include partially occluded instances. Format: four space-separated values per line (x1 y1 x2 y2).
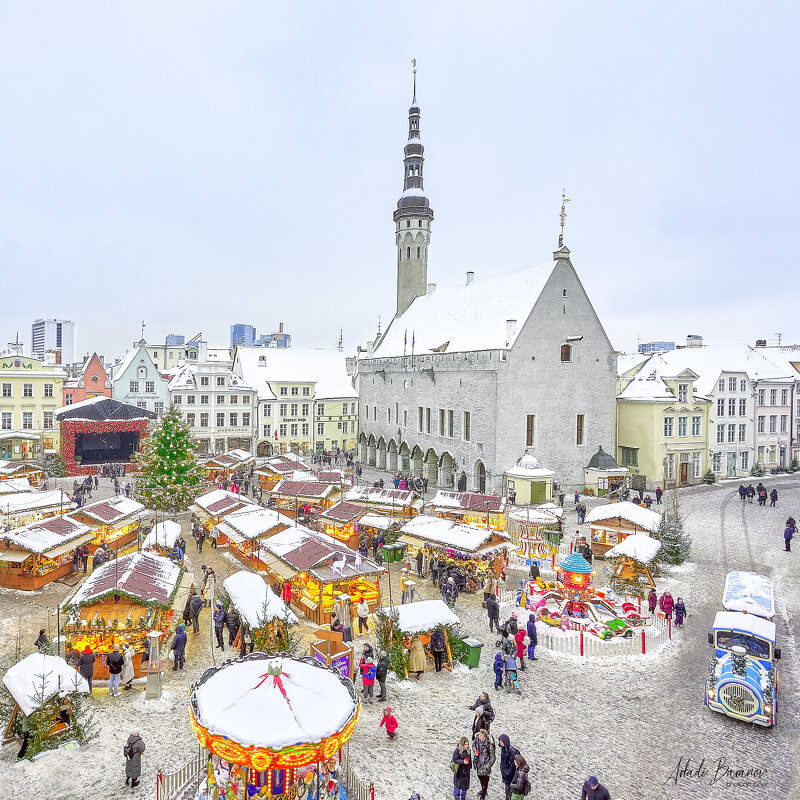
408 635 426 679
376 651 389 700
171 623 187 670
674 597 686 627
785 523 794 552
468 693 495 735
509 754 530 799
282 580 293 606
514 628 527 671
430 627 446 672
78 646 95 694
526 613 538 661
655 487 663 504
770 488 778 507
415 547 424 578
483 573 496 607
197 528 205 552
213 603 227 650
738 484 746 501
121 643 135 690
124 729 145 788
581 776 611 800
443 576 459 609
107 644 125 697
203 567 216 609
473 728 496 800
498 735 520 800
659 591 675 619
746 484 755 504
493 651 505 691
487 593 500 633
34 629 48 651
189 590 203 634
379 706 398 739
210 526 219 549
647 588 657 616
356 597 370 634
452 737 472 800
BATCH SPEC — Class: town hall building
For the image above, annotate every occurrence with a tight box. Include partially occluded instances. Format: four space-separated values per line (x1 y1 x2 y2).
355 79 618 496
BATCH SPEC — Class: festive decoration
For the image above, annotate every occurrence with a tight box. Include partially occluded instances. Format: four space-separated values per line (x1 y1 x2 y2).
60 419 149 477
134 405 204 511
731 646 748 676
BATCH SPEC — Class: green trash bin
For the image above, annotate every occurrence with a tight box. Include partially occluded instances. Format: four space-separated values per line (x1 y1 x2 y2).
460 637 484 668
383 544 397 563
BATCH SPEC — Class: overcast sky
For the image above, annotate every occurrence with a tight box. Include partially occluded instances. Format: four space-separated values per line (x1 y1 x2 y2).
2 3 797 361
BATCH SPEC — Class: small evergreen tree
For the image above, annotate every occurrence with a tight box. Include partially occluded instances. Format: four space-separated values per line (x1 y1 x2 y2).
134 405 205 511
655 490 691 566
252 597 300 656
790 459 799 473
750 463 765 478
702 469 716 485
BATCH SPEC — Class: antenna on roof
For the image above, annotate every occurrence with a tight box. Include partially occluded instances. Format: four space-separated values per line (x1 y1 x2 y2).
141 320 146 340
411 59 417 103
776 332 782 346
377 316 381 336
558 189 571 247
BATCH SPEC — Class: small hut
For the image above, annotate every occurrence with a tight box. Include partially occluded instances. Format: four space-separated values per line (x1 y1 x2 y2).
0 460 45 487
268 479 342 518
503 451 555 504
141 520 183 555
584 501 662 557
318 501 368 549
584 447 628 497
606 534 661 594
213 506 293 566
69 496 145 552
0 490 76 531
344 486 423 518
255 455 313 491
188 488 256 533
429 491 507 530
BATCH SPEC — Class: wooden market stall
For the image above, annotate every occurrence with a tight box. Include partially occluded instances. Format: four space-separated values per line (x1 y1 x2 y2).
0 516 94 590
317 501 369 548
606 534 662 594
199 449 255 482
255 455 313 491
343 486 423 518
141 520 183 555
429 490 507 531
68 496 146 553
188 489 257 533
60 551 192 680
254 526 383 626
0 490 76 531
0 477 32 496
0 460 45 488
268 479 341 518
584 501 662 558
584 447 629 497
213 506 293 566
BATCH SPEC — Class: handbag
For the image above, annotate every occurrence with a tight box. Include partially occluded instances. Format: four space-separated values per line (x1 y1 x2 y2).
450 760 459 774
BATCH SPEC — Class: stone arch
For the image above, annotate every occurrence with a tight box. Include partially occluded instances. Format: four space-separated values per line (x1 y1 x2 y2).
474 459 487 493
399 441 411 472
424 448 439 485
367 434 377 467
388 439 398 472
376 437 387 470
410 445 424 477
358 432 368 464
438 451 455 488
257 441 273 458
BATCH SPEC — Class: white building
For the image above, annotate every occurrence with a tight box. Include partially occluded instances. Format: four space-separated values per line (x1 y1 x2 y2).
752 346 800 467
31 319 75 364
169 361 257 454
111 339 170 416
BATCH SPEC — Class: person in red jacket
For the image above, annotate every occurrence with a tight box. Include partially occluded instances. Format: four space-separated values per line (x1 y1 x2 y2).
659 591 675 620
281 581 292 605
360 656 376 703
379 706 398 739
514 628 527 671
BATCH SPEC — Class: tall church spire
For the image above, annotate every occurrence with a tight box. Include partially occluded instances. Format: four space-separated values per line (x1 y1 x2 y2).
394 62 434 317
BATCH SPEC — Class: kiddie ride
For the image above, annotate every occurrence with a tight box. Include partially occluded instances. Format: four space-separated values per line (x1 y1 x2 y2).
517 553 646 639
705 571 781 728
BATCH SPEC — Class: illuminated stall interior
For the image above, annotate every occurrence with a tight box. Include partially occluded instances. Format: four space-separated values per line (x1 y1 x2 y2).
199 449 255 481
429 490 507 531
584 501 662 558
255 455 313 491
0 490 76 531
213 506 293 566
317 501 367 548
68 496 145 553
0 461 45 487
188 489 257 533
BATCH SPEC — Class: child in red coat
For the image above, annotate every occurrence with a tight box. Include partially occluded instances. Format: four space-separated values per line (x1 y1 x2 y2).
380 706 398 739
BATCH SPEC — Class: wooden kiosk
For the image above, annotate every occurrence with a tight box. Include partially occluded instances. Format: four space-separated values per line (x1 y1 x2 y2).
584 501 661 558
68 496 145 553
0 490 76 531
213 506 292 565
188 489 256 534
429 490 507 531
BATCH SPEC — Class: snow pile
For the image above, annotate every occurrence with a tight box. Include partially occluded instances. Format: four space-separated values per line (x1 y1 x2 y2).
142 520 182 551
585 501 661 533
379 599 459 634
0 478 32 494
722 571 775 619
192 657 357 749
605 534 661 563
222 571 298 628
3 654 89 716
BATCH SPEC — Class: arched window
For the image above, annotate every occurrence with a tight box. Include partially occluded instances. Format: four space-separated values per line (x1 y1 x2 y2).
406 247 411 259
417 247 421 258
560 344 572 362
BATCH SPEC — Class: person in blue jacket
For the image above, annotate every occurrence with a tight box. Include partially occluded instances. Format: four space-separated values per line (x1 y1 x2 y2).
171 623 187 671
493 652 504 691
526 614 538 661
213 603 227 650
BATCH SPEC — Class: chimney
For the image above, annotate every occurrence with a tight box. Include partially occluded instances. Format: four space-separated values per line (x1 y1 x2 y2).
367 340 374 356
427 283 436 296
686 334 703 348
466 271 475 285
505 319 517 345
279 322 284 334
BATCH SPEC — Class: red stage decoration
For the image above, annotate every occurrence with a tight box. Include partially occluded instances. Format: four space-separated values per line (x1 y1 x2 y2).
60 419 150 476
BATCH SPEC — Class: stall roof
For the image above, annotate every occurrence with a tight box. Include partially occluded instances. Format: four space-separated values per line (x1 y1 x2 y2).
317 470 345 483
260 456 310 475
0 490 76 516
399 515 508 553
345 486 423 510
223 570 298 628
0 461 42 477
217 506 293 539
712 611 776 643
0 477 32 494
723 571 775 620
379 599 460 634
142 520 182 551
66 551 182 608
319 501 365 524
430 491 506 514
192 489 256 516
2 515 92 554
73 496 144 525
271 480 338 499
584 501 662 534
3 654 89 717
604 533 661 563
358 513 400 531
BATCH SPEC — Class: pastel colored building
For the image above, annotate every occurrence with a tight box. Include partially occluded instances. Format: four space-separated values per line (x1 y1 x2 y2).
63 353 112 406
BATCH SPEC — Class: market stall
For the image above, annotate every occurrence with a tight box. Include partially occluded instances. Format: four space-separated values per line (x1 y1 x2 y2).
585 501 662 558
255 526 383 625
429 490 507 530
398 514 509 590
61 551 191 679
255 455 314 491
0 460 45 487
199 449 255 482
0 516 94 590
317 501 368 548
268 480 342 518
606 534 662 594
141 520 183 555
214 506 293 568
344 486 423 518
0 477 32 495
188 489 257 533
584 447 629 497
0 490 76 531
188 653 361 800
68 496 146 553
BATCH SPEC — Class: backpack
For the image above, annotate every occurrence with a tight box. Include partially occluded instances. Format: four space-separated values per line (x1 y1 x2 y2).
124 744 133 760
523 775 531 796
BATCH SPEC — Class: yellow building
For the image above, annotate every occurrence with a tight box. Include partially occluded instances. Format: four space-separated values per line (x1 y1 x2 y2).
617 360 710 489
0 354 64 461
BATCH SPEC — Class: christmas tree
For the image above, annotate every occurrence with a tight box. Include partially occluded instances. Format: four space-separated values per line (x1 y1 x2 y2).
134 404 205 511
655 490 691 566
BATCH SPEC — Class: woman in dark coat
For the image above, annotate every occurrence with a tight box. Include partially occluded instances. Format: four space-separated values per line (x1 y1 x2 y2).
77 646 95 693
509 754 530 799
647 588 657 615
473 729 496 800
498 734 519 800
659 591 675 619
674 597 686 626
452 737 472 800
125 729 145 787
468 693 495 735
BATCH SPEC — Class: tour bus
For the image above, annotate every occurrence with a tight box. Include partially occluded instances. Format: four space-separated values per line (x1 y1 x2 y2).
705 571 780 727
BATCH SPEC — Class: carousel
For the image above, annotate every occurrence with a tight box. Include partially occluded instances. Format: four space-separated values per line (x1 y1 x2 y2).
188 653 361 800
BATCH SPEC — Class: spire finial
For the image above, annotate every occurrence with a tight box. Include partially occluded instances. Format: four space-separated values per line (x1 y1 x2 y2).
377 316 382 335
558 188 571 247
411 58 417 104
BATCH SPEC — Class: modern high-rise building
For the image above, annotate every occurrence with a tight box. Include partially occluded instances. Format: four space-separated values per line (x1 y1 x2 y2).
31 319 75 364
165 333 185 346
230 324 256 347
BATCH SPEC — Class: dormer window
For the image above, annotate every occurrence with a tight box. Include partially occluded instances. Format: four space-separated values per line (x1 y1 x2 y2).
560 344 572 362
678 384 688 403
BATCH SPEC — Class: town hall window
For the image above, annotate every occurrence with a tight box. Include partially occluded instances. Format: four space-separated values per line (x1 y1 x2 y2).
560 344 572 362
406 247 411 258
417 247 421 258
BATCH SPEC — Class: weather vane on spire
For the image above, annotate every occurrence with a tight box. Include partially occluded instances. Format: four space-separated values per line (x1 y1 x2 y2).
558 189 571 247
412 58 417 103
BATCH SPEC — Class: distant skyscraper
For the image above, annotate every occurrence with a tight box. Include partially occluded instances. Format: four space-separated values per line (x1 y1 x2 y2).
230 324 256 347
165 333 185 346
637 341 676 355
31 319 75 363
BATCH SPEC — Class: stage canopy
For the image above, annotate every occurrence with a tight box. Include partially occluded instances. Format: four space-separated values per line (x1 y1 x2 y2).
54 396 156 421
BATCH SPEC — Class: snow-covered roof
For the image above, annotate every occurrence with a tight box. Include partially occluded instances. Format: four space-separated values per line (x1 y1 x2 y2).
190 656 357 750
344 486 423 510
3 654 89 717
357 513 400 531
372 263 553 357
319 501 365 524
0 490 76 516
227 449 254 462
0 477 32 494
379 599 459 634
2 515 92 554
142 520 182 551
192 489 256 516
722 571 775 620
72 496 144 525
399 515 508 553
605 533 661 563
67 551 182 608
0 462 41 476
235 347 356 400
430 491 506 514
585 502 661 534
504 452 555 479
272 480 338 499
216 506 292 540
168 364 255 393
712 611 776 643
52 395 112 417
222 571 298 628
617 352 650 377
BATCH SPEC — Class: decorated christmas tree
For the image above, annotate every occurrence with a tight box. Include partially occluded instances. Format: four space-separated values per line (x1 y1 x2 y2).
655 490 691 566
135 405 205 511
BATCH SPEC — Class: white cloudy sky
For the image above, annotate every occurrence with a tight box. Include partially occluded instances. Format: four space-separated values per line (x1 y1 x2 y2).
1 3 797 360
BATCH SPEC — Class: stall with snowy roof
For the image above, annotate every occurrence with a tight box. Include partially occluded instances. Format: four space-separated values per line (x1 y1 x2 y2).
429 490 507 530
584 447 628 497
0 515 94 590
605 534 662 594
255 454 314 491
213 506 294 568
0 489 76 531
68 495 146 553
187 653 361 800
2 653 90 750
222 570 298 652
0 477 32 495
141 520 183 555
268 479 342 519
584 501 661 557
188 488 257 533
398 514 509 590
0 460 45 487
317 500 369 548
199 449 255 481
344 485 424 518
503 451 555 505
254 526 383 626
60 551 191 678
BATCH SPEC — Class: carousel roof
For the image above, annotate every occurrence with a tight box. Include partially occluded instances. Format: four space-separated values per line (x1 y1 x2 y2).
223 571 299 628
559 553 593 574
3 653 89 716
